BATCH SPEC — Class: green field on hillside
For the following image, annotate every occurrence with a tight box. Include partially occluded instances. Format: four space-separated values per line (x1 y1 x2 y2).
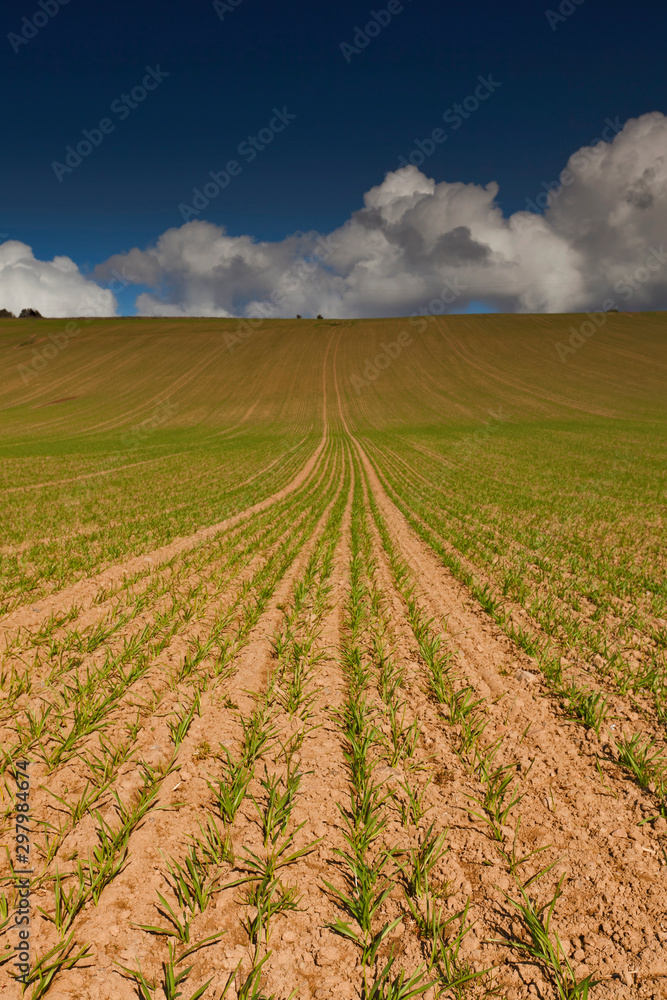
1 313 664 616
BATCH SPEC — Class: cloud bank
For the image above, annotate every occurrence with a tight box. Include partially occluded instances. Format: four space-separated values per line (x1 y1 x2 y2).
9 111 667 319
0 241 116 318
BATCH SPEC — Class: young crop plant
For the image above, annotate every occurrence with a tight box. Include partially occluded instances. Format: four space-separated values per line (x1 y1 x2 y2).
37 867 87 934
376 643 405 705
405 893 490 997
189 813 235 867
234 950 297 1000
208 746 254 825
443 686 489 763
273 633 323 720
43 780 108 834
229 823 322 888
337 781 390 859
240 704 278 766
423 647 456 706
393 776 433 828
120 938 230 1000
21 933 92 1000
495 817 553 879
163 847 216 916
383 700 421 766
138 856 222 947
366 956 437 999
166 691 201 747
446 686 485 727
253 764 306 847
466 763 523 841
615 732 666 789
562 684 609 737
398 820 449 898
241 875 302 945
324 843 402 968
494 872 601 999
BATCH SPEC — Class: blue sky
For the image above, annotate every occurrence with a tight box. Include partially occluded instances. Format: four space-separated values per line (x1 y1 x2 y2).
2 0 666 316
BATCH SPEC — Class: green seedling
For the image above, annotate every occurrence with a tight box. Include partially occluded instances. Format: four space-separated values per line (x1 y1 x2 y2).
458 709 489 758
117 961 158 1000
15 703 53 746
119 937 229 1000
208 747 253 825
236 951 297 1000
23 933 92 999
82 735 135 786
343 727 379 793
615 732 665 788
367 956 437 999
275 724 321 771
466 763 523 841
240 706 278 765
228 824 322 886
338 783 390 858
426 657 454 704
166 692 201 747
44 781 104 830
254 765 306 847
80 831 130 904
324 852 402 966
241 876 302 944
384 701 421 765
137 892 204 944
110 780 162 831
394 776 433 827
163 847 215 915
446 685 484 724
563 685 608 736
495 817 552 879
473 582 502 618
405 893 487 995
399 821 449 897
124 709 143 741
161 939 216 1000
37 867 86 933
138 754 179 787
189 814 234 866
377 647 404 704
494 873 601 999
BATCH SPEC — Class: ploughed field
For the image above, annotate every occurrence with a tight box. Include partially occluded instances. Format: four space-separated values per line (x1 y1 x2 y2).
0 313 665 1000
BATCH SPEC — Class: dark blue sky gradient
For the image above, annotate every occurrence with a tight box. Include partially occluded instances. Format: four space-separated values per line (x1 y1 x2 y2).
2 0 665 279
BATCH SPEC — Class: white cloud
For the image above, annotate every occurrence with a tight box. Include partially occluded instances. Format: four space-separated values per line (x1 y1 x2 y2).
0 241 117 318
51 111 667 317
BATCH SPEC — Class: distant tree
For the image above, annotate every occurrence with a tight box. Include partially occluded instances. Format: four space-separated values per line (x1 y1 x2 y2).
0 308 14 318
296 314 302 319
19 308 42 318
317 314 323 320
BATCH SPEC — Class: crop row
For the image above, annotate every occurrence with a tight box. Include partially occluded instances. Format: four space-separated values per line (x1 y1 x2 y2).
364 442 667 726
0 431 318 614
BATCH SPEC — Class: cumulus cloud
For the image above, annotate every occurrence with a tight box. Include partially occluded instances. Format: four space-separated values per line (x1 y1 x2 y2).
95 111 667 317
0 241 117 318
